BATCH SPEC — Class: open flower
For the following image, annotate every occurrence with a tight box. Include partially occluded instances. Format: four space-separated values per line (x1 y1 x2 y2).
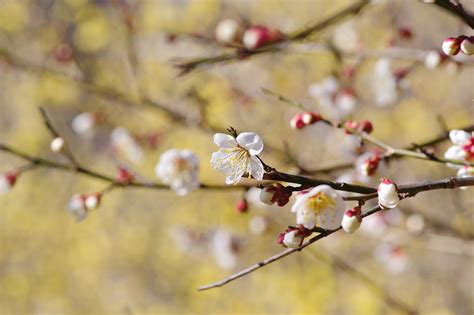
155 149 199 196
377 178 400 209
211 132 264 184
290 185 345 230
444 129 474 167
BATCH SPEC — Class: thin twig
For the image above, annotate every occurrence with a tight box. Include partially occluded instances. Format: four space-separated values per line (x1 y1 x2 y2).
433 0 474 29
174 0 370 74
197 176 474 291
0 143 244 191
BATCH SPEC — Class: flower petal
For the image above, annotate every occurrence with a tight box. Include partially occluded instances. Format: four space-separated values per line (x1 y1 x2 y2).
236 132 264 155
449 130 471 145
248 155 264 180
444 145 467 160
214 133 237 148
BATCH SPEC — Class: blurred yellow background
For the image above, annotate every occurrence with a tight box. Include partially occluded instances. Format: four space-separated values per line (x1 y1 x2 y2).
0 0 473 314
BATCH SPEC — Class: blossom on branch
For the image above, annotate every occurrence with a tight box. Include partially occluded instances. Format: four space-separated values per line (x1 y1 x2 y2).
377 178 400 209
277 226 312 248
259 183 292 206
444 129 474 166
50 137 65 153
215 19 243 45
290 185 345 230
211 132 264 184
155 149 199 196
341 207 362 233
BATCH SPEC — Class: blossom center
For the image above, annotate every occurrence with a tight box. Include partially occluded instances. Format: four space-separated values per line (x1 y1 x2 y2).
306 192 336 215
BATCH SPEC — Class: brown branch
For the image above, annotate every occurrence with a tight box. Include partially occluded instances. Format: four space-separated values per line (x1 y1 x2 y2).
38 107 80 167
174 0 370 74
433 0 474 29
0 143 244 191
197 176 474 291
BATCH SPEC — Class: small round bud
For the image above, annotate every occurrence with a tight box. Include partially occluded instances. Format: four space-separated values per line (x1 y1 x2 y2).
460 36 474 55
116 167 134 184
85 193 101 210
0 172 18 194
50 137 65 153
290 113 305 129
301 112 322 125
343 120 359 134
424 50 443 69
341 207 362 233
215 19 243 44
243 26 283 50
55 43 74 62
235 198 248 213
398 26 413 39
277 226 312 248
377 178 400 209
442 37 461 56
359 120 373 134
259 187 275 205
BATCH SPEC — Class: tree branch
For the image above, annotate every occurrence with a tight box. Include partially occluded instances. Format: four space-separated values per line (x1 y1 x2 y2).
433 0 474 29
197 176 474 291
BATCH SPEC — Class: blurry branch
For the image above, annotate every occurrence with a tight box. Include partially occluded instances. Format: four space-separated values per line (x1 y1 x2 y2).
0 143 244 191
173 0 370 74
197 176 474 291
288 44 474 65
433 0 474 29
38 107 80 167
0 47 288 159
263 88 474 172
308 250 417 315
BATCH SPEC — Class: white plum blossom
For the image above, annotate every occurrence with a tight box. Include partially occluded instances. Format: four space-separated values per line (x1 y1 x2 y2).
71 112 98 136
308 76 357 120
85 193 101 209
68 194 87 222
424 50 442 70
444 129 474 167
377 178 400 209
291 185 345 230
211 132 264 184
371 59 398 107
111 127 144 163
212 229 239 270
155 149 199 196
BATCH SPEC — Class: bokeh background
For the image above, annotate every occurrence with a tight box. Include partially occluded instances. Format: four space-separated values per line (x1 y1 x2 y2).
0 0 473 314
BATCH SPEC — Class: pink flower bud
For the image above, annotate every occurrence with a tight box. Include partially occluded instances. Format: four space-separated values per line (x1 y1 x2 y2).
460 36 474 55
359 120 373 134
442 37 461 56
0 172 18 194
378 178 400 209
341 207 362 233
243 26 283 50
68 194 88 222
343 120 359 134
359 153 381 176
55 43 74 63
116 167 134 184
259 183 291 206
235 198 248 213
398 26 413 39
277 226 312 248
215 19 243 45
301 112 322 125
290 113 305 129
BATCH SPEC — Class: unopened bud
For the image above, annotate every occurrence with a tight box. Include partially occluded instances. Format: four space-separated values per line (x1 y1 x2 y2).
50 137 65 153
442 37 461 56
0 172 18 194
398 26 413 39
460 36 474 55
55 43 74 62
215 19 243 45
341 207 362 233
243 26 283 50
85 193 101 210
116 167 134 184
290 113 305 129
235 198 248 213
302 112 322 125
